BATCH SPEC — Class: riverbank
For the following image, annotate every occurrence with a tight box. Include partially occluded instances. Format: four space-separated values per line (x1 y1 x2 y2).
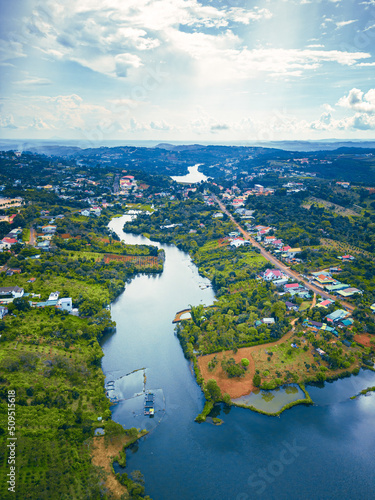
121 203 369 419
91 427 148 498
0 208 161 500
101 216 375 500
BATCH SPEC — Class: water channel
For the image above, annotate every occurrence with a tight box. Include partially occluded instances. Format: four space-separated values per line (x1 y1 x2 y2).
102 214 375 500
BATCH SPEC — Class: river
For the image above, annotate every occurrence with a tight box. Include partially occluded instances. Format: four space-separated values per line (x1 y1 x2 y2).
102 215 375 500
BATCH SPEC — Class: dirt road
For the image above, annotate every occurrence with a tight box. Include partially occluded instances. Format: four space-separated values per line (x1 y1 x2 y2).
29 226 36 246
213 195 355 313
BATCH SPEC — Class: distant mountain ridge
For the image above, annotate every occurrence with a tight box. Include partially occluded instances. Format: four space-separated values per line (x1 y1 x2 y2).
1 138 375 155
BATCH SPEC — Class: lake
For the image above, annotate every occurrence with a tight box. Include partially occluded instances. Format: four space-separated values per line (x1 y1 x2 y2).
102 214 375 500
171 164 208 183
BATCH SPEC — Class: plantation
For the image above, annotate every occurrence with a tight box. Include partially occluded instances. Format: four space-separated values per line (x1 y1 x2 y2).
0 198 158 498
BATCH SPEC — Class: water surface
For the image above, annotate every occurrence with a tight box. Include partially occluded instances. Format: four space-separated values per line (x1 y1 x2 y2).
102 215 375 500
232 384 305 413
171 164 208 183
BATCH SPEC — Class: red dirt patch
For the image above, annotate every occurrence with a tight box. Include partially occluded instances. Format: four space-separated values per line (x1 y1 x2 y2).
198 320 297 398
354 334 373 348
198 349 255 399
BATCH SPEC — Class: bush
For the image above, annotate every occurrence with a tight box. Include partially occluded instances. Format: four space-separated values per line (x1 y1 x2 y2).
241 358 250 367
253 374 261 387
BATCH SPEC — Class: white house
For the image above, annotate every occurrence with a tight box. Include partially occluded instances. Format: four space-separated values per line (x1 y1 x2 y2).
263 317 275 324
56 297 73 313
48 291 60 301
90 207 102 216
0 286 24 299
230 238 245 248
263 269 285 281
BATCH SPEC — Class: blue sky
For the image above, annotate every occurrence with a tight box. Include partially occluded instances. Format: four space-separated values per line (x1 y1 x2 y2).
0 0 375 142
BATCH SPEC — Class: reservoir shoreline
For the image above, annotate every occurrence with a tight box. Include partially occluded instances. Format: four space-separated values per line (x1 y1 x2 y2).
102 213 375 500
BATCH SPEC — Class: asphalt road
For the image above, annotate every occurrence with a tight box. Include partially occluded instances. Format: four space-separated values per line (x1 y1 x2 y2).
212 194 355 313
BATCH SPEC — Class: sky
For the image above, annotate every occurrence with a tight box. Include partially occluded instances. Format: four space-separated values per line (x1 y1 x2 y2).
0 0 375 143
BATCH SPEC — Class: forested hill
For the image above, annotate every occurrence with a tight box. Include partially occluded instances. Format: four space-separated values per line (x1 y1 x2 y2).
2 142 375 184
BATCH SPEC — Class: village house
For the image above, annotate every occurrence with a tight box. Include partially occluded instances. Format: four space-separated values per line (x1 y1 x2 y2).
262 317 275 325
263 269 286 281
271 239 283 248
1 237 18 249
317 299 334 308
285 301 299 312
90 207 102 216
230 238 247 248
336 287 362 298
264 235 276 244
325 309 350 323
284 283 300 291
41 225 57 234
56 297 73 313
0 286 24 299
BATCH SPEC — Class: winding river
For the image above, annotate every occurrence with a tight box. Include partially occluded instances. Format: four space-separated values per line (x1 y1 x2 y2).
102 215 375 500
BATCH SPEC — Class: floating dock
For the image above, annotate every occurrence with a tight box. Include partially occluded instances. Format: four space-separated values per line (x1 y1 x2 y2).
144 392 155 417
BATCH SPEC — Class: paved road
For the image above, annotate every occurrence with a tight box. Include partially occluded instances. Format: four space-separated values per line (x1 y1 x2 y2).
213 195 355 313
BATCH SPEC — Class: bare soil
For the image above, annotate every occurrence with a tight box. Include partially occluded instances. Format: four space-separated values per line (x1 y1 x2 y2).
354 334 373 348
198 323 296 398
91 434 131 499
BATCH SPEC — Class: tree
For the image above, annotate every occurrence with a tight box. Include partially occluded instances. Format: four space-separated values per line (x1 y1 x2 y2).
241 358 250 367
253 374 261 387
223 393 231 405
205 379 222 402
9 297 31 312
190 304 205 327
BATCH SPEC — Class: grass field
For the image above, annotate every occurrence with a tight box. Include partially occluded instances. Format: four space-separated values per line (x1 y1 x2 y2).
303 196 360 217
320 238 375 260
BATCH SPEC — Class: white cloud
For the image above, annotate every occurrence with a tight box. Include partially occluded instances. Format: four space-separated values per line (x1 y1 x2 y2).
30 117 54 130
0 114 18 129
310 89 375 132
0 93 117 134
351 113 375 129
364 23 375 32
114 54 143 77
337 88 375 113
13 0 272 79
336 20 357 29
14 77 52 86
150 120 171 130
0 40 26 63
